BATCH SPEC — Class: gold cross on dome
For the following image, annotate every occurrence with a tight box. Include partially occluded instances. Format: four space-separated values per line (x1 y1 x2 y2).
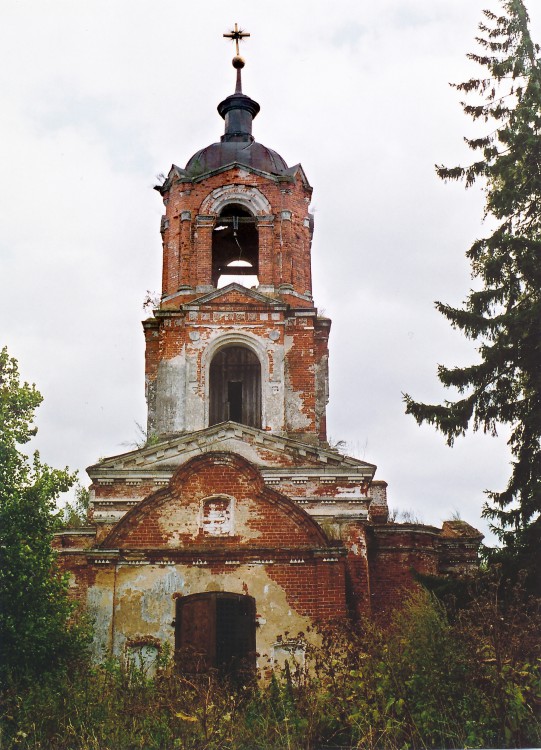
223 23 250 56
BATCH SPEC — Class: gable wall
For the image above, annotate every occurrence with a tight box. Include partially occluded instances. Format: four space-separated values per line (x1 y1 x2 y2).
59 454 348 666
104 458 326 550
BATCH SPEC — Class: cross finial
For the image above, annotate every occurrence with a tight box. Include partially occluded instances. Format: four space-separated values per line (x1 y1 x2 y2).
223 23 250 57
223 23 250 94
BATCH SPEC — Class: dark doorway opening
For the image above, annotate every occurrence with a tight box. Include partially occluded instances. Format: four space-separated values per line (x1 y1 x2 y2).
227 381 243 422
209 346 261 428
175 592 256 678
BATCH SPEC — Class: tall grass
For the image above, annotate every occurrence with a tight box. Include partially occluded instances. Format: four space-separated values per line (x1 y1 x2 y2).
1 588 539 749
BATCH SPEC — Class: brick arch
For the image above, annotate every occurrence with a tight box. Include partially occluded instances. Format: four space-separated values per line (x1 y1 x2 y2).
170 451 264 491
100 451 330 550
201 331 273 429
199 184 271 217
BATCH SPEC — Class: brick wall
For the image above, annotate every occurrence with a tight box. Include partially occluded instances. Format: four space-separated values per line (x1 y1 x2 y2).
367 525 441 616
158 167 313 299
103 452 330 550
143 294 329 440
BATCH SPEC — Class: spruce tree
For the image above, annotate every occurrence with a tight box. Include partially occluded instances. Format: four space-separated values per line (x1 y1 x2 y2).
404 0 541 589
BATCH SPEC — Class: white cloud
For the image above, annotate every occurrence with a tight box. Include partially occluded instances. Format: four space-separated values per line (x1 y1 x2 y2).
2 0 540 543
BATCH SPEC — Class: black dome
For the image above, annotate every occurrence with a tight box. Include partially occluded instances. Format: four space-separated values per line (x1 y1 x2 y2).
184 87 288 177
185 139 288 176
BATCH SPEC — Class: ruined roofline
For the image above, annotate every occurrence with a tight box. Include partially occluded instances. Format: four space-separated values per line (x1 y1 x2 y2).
155 162 311 193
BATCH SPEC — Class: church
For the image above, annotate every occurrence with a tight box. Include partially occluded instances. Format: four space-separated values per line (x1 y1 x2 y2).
56 27 482 675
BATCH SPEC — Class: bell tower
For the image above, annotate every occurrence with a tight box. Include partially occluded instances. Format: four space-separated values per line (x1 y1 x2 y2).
60 26 483 662
144 28 330 445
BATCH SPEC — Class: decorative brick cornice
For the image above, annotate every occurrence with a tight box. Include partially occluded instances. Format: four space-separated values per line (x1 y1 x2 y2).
78 545 347 566
87 424 377 477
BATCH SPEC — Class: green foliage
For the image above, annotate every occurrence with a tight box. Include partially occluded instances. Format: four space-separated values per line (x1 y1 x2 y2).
122 420 161 450
2 588 539 749
63 484 90 528
452 571 541 747
403 0 541 591
0 347 90 685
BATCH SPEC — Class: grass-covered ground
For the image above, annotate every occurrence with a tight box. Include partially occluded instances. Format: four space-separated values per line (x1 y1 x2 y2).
1 585 539 750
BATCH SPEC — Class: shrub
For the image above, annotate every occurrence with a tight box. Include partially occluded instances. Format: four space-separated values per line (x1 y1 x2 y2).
1 587 539 749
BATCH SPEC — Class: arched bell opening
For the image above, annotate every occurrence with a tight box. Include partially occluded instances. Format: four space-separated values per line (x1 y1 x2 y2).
212 204 259 287
209 345 262 428
217 259 259 289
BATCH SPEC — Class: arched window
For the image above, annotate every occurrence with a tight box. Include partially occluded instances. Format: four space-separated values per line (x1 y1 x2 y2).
209 346 261 428
212 204 258 288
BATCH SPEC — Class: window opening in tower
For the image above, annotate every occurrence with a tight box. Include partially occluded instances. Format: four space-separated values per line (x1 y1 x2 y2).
209 346 261 428
212 205 259 287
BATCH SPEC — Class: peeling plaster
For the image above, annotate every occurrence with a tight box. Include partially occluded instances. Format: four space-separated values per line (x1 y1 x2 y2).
283 335 312 432
155 493 261 544
284 381 311 431
155 353 187 433
87 563 315 664
87 570 114 659
157 501 201 543
336 486 366 498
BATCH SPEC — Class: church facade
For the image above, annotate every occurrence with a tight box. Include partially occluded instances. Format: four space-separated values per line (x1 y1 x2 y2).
56 34 482 674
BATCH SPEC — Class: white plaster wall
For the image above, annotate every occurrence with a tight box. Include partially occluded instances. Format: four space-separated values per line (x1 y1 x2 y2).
87 570 114 660
155 352 187 434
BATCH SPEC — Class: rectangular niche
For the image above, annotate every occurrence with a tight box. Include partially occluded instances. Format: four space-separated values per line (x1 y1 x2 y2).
200 497 234 536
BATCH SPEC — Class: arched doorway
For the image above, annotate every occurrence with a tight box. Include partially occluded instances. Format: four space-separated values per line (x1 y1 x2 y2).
212 204 258 287
175 592 256 677
209 346 262 428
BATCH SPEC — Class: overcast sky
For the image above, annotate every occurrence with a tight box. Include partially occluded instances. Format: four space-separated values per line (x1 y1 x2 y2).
2 0 540 544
